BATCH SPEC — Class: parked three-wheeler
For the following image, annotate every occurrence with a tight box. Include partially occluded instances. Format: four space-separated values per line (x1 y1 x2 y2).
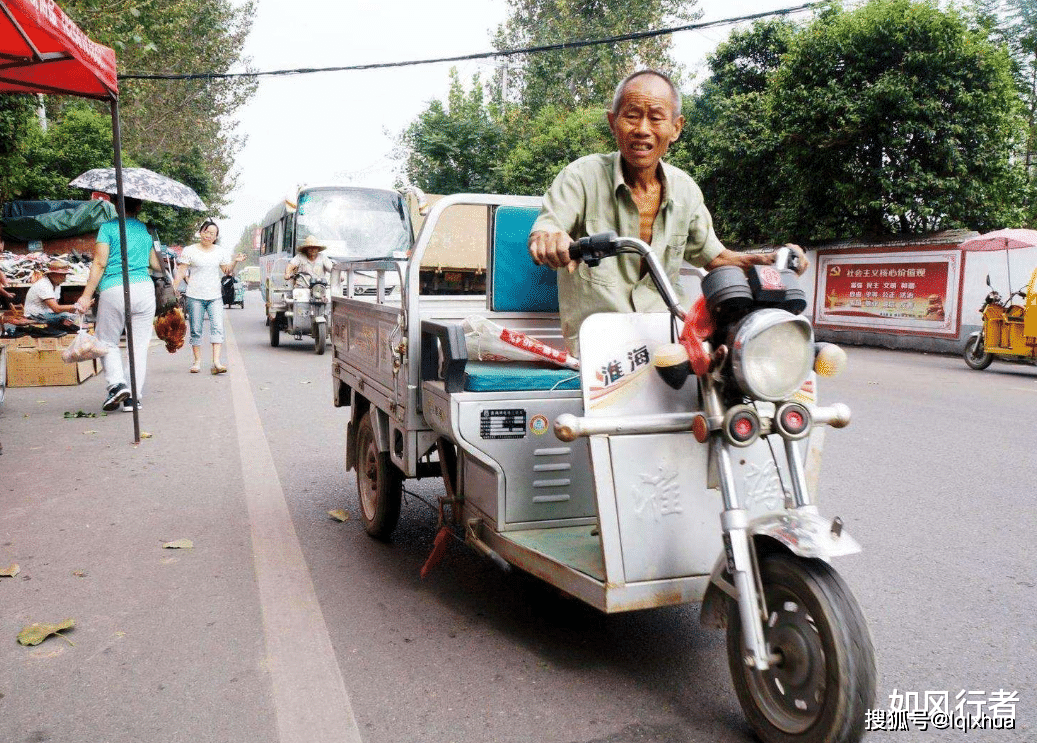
331 194 876 743
964 266 1037 370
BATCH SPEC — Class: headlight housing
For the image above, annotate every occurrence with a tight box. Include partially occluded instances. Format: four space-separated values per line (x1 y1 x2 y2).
310 282 328 302
729 309 814 401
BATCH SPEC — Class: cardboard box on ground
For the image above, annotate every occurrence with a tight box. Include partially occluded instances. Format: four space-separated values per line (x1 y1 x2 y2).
2 334 100 387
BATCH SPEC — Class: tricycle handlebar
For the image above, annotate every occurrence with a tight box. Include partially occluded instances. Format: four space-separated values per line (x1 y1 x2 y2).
568 232 686 321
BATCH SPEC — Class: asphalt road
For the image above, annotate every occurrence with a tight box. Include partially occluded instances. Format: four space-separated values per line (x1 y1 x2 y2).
2 293 1034 742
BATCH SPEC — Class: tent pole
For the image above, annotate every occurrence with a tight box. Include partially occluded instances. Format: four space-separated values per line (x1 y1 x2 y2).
110 98 140 443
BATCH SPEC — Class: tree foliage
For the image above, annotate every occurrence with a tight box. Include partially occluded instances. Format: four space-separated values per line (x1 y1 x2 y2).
680 1 1026 243
670 20 796 242
493 0 700 112
1 0 256 244
399 0 1028 242
768 0 1025 240
0 95 38 203
397 71 507 195
395 72 614 197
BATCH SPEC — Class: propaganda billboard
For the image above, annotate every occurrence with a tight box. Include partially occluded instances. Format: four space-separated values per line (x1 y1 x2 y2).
814 249 962 337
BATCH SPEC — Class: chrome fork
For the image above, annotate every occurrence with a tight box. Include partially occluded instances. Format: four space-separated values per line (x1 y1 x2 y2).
702 376 772 670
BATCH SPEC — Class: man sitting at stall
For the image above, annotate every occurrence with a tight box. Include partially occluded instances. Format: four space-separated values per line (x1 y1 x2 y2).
24 259 79 327
285 234 334 282
528 69 807 354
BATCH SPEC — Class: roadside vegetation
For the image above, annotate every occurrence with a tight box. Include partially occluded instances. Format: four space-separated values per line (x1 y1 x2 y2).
397 0 1037 245
0 0 255 244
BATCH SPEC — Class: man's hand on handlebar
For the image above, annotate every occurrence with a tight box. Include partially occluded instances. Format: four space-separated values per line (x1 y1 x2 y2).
529 230 578 273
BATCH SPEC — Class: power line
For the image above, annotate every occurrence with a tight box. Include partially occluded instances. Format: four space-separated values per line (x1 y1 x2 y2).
120 2 824 82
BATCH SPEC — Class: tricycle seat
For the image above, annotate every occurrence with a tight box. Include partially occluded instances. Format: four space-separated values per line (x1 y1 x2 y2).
464 361 579 392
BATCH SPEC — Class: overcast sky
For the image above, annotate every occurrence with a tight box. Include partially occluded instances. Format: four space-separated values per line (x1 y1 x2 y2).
222 0 814 245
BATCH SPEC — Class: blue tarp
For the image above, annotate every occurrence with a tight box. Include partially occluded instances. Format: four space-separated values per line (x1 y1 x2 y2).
1 200 117 240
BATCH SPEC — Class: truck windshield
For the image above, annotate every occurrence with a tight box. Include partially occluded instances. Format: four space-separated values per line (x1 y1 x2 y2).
296 189 410 259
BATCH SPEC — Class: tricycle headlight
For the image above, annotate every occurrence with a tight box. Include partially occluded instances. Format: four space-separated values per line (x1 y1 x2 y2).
310 283 327 302
729 309 814 401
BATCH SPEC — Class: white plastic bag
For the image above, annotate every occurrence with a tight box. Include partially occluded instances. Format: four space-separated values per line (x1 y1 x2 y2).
462 315 579 370
61 319 109 363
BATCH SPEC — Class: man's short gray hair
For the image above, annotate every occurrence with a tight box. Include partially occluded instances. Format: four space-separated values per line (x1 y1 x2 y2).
610 69 682 120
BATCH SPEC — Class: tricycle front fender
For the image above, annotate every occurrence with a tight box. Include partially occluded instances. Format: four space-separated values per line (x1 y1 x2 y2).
750 509 861 559
700 510 861 629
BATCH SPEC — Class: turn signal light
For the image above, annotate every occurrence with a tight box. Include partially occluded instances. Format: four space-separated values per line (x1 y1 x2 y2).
653 343 691 390
814 343 847 377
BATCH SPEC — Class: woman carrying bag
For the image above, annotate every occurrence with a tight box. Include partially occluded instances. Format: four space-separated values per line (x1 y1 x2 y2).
75 197 161 412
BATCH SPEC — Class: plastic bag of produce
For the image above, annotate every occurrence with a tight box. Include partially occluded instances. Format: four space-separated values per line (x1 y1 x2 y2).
61 321 109 363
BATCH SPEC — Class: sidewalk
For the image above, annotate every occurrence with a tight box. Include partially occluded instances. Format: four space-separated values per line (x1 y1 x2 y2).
0 329 277 742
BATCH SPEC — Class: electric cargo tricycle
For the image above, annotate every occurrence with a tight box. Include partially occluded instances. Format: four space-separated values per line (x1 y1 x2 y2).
269 271 330 354
963 267 1037 370
331 194 876 743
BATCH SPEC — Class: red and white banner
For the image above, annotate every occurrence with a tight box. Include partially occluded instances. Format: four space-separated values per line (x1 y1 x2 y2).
815 250 961 337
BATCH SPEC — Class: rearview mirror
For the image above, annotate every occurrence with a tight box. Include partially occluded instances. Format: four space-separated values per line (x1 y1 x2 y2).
985 274 992 288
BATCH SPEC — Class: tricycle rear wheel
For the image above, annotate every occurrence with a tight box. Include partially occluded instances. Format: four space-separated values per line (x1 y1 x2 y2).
963 335 993 370
355 412 402 541
726 553 875 743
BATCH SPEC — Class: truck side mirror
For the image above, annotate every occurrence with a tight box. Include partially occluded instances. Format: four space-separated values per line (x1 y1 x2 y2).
985 274 991 288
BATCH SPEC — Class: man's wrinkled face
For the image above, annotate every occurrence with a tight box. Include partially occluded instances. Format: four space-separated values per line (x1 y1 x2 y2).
607 75 684 173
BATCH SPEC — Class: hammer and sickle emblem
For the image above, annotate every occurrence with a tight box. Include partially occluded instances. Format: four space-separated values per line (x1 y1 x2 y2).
829 266 842 277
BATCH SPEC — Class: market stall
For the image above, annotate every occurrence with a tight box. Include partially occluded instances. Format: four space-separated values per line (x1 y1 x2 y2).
0 0 145 438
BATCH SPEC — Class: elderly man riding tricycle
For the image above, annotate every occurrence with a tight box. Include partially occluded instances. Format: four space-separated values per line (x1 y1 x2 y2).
331 70 876 743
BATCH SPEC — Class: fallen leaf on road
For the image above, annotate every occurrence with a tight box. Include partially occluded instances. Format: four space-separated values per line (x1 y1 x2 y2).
18 619 75 646
328 509 350 522
0 564 19 578
83 430 97 435
71 570 87 578
140 432 153 439
162 539 193 549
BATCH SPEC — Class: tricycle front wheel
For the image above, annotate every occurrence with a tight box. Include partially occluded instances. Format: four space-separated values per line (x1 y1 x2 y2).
355 412 402 541
314 323 327 355
963 335 993 370
269 315 280 347
726 553 875 743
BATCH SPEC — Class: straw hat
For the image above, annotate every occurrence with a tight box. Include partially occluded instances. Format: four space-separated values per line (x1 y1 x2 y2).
46 260 73 275
299 235 327 252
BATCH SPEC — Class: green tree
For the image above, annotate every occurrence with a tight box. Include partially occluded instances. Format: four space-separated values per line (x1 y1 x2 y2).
496 106 613 194
1000 0 1037 216
493 0 701 113
769 0 1026 240
21 104 115 200
396 70 508 194
670 20 797 243
29 0 258 243
0 95 38 203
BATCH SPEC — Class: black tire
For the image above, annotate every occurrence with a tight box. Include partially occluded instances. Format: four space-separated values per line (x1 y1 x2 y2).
314 323 327 355
963 335 993 370
726 553 876 743
269 315 280 347
355 412 403 540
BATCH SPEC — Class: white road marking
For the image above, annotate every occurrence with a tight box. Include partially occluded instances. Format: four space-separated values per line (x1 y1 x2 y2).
225 322 363 743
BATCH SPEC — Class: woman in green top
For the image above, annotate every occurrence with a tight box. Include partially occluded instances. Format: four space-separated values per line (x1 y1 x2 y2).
75 197 162 412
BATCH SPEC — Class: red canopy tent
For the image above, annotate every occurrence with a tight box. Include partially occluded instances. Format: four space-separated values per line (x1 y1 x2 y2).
0 0 116 97
1 0 144 441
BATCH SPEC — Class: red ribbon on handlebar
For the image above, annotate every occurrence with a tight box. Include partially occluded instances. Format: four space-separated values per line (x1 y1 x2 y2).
680 296 714 377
